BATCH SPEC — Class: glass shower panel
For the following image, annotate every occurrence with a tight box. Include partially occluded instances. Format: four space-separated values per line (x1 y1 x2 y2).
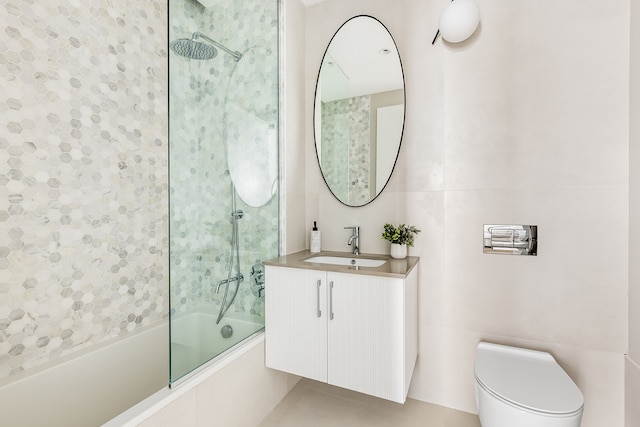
168 0 279 384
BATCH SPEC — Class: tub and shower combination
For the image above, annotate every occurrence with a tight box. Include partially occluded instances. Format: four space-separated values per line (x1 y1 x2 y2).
109 0 280 422
1 1 280 426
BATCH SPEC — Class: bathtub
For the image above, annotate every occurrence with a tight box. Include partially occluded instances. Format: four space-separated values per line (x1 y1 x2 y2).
103 316 293 427
0 320 168 427
0 312 268 427
170 311 265 383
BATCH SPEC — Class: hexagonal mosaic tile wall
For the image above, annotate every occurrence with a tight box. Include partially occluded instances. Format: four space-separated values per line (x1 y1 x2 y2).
0 0 169 381
322 95 372 205
0 0 279 383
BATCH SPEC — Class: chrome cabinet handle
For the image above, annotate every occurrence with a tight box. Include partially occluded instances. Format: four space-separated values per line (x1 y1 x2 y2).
316 280 322 318
329 281 334 320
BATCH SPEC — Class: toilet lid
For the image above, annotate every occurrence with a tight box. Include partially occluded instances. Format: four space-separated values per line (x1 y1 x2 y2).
475 342 584 415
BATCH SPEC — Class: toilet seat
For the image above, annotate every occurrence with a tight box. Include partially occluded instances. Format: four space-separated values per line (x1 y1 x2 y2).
475 342 584 416
475 375 583 418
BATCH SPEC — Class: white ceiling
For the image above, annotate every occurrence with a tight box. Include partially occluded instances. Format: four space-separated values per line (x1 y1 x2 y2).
320 17 403 102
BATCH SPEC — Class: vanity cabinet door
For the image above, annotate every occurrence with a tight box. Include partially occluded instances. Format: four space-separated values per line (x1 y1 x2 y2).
327 272 407 402
265 266 328 382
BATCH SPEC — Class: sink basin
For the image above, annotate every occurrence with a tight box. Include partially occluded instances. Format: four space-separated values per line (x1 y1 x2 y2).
304 255 386 268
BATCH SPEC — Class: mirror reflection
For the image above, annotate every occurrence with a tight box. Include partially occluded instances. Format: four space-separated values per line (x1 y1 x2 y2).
314 16 405 207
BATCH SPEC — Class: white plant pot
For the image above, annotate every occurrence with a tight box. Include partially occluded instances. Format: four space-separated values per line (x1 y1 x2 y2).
390 243 408 259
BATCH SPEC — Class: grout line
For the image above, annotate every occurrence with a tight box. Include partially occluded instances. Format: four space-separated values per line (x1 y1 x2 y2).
627 354 640 371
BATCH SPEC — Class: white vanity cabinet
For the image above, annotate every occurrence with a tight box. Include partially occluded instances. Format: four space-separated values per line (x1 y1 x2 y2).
265 266 328 383
265 263 418 403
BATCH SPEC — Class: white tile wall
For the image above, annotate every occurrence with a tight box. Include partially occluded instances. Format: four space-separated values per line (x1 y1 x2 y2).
293 0 630 425
627 358 640 427
628 0 640 426
443 187 627 351
282 0 307 254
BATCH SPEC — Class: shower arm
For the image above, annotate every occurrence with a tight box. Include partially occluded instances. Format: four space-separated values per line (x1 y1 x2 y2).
192 32 242 62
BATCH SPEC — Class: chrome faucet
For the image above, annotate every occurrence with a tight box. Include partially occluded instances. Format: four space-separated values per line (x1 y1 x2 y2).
344 226 360 255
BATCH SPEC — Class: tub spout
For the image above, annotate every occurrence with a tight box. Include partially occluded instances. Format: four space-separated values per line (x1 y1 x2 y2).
215 273 244 293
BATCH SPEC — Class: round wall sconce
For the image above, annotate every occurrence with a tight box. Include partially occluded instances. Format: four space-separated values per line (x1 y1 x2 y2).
432 0 480 44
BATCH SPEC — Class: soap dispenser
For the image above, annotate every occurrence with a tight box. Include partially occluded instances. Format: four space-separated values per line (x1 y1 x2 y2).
310 221 321 253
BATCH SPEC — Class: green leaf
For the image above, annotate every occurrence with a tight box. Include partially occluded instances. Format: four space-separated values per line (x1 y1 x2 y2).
380 223 421 246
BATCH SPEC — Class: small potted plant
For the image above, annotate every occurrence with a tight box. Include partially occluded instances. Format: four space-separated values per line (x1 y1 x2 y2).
381 223 421 259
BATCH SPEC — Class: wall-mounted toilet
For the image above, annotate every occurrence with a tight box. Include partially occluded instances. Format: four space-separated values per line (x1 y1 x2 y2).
474 342 584 427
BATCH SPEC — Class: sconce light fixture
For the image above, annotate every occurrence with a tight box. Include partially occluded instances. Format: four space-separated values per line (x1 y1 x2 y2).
432 0 480 45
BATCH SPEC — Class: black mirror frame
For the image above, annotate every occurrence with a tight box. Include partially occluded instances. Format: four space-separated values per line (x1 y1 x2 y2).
312 14 406 207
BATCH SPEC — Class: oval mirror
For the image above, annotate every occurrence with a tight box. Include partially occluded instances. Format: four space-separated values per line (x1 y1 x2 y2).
314 16 405 207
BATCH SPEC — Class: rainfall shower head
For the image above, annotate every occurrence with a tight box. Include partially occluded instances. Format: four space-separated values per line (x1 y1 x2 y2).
170 32 242 62
170 38 218 60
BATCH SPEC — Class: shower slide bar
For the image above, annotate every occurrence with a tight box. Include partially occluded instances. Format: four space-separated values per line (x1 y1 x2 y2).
215 184 243 324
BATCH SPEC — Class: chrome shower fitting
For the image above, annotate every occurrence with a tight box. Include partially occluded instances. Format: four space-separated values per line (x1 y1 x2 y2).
250 263 265 298
215 185 244 324
170 31 243 62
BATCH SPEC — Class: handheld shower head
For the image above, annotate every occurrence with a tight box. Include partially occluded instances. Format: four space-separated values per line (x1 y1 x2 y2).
170 32 242 62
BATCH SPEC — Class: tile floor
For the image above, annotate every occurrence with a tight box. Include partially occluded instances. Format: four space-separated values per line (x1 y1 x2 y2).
258 378 481 427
